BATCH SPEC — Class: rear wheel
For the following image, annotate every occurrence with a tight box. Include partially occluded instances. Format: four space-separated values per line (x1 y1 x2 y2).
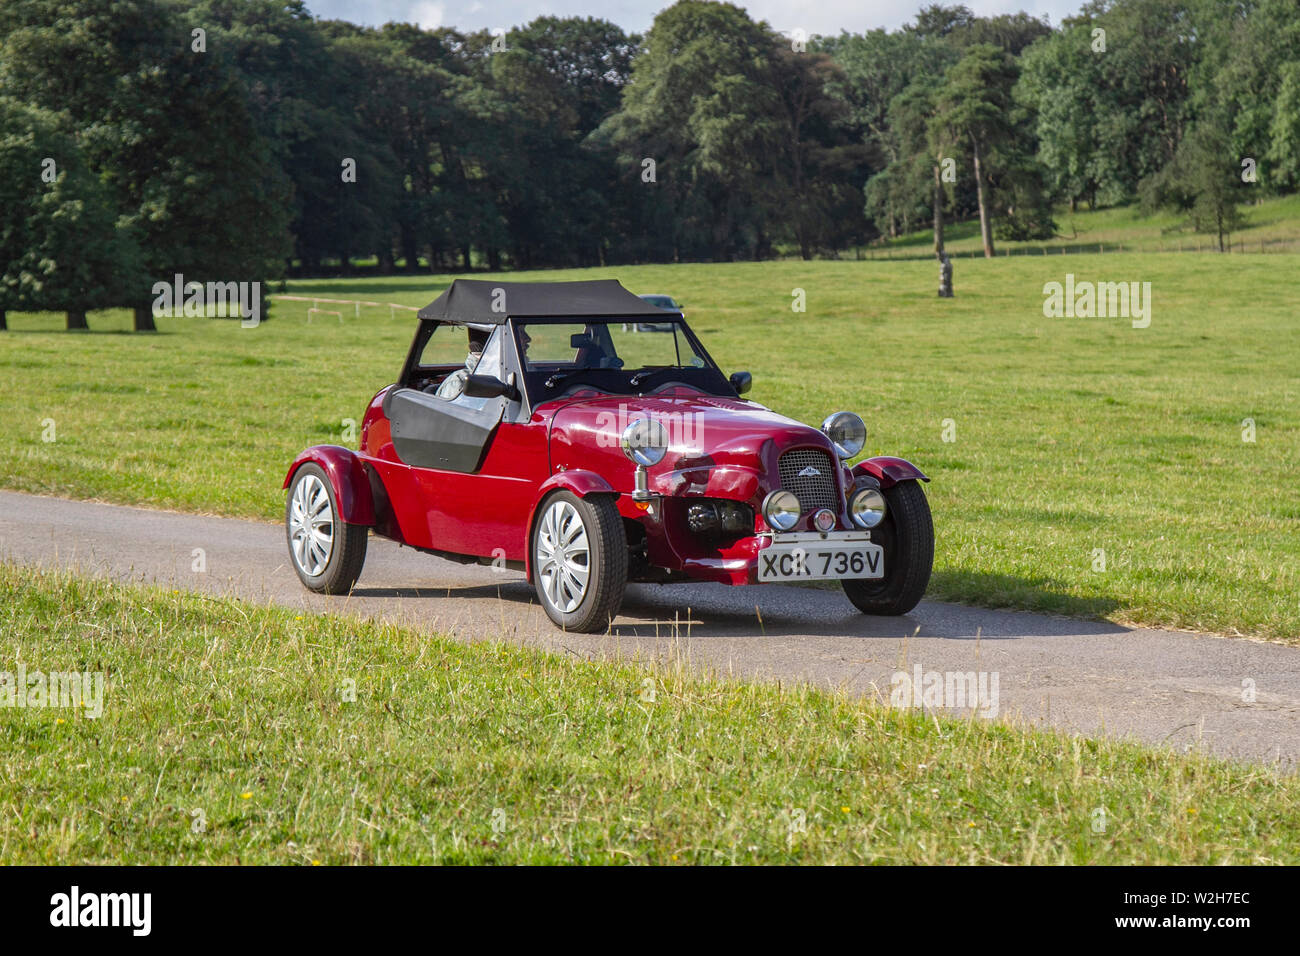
532 491 627 632
842 480 932 615
286 463 368 594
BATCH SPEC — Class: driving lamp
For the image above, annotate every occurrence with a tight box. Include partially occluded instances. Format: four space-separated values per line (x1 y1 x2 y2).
850 486 887 529
821 412 867 460
762 490 801 532
621 418 668 501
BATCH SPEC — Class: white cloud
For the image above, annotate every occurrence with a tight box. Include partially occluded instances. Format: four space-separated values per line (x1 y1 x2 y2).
410 0 445 30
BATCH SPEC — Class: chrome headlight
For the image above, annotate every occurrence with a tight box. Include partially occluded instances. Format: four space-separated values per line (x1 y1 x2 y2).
762 490 801 532
621 418 668 467
822 412 866 460
849 486 887 529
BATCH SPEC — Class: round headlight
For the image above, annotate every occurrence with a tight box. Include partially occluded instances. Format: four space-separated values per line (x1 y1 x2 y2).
822 412 866 460
762 490 801 532
621 418 668 467
850 486 887 529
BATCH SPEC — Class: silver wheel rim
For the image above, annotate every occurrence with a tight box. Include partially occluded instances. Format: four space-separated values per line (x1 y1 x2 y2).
536 500 590 614
289 474 334 576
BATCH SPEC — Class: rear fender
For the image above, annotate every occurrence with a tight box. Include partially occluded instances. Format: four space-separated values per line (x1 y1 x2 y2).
282 446 376 525
853 456 929 489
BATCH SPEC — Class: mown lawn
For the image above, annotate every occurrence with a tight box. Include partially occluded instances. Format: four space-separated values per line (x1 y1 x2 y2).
873 193 1300 257
0 563 1294 865
0 252 1296 639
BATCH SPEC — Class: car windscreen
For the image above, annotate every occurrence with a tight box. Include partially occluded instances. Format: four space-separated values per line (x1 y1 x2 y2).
514 318 731 400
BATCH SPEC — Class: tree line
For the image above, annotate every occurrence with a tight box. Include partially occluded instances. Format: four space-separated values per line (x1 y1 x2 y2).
2 0 1298 330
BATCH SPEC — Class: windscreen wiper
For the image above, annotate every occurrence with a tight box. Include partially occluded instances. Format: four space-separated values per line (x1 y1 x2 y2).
628 366 676 389
545 368 592 389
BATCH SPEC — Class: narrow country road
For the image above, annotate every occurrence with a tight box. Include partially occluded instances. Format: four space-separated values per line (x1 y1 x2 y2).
1 490 1296 768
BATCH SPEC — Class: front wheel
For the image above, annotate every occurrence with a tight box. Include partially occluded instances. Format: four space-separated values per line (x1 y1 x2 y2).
532 491 627 632
842 480 933 615
286 463 368 594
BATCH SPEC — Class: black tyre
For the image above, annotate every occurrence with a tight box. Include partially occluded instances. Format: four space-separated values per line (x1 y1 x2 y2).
531 491 627 632
286 463 368 594
842 480 933 615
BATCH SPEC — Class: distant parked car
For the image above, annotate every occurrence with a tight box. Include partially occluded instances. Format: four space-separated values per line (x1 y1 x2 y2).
627 293 682 332
283 278 933 632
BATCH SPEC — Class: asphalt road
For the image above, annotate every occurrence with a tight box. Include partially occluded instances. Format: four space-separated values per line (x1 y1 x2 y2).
2 490 1297 768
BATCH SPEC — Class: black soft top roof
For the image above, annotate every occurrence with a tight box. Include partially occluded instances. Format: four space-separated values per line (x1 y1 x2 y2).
416 278 670 325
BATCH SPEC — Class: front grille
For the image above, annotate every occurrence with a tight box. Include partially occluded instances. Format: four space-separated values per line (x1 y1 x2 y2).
777 448 839 513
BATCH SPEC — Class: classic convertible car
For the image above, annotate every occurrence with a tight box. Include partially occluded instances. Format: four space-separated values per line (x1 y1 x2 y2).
283 279 932 632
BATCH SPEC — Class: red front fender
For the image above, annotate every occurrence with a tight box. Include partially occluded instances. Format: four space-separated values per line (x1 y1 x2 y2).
282 445 376 525
853 456 929 489
524 470 617 582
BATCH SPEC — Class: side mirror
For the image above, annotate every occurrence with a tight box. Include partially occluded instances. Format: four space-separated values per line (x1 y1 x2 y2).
729 370 752 395
464 374 514 399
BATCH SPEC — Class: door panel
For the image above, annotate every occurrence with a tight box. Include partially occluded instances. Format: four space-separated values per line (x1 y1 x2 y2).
385 387 506 473
411 421 548 560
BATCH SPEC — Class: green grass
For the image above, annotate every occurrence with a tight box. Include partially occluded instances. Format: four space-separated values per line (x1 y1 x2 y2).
0 251 1297 640
875 194 1300 257
1 562 1295 865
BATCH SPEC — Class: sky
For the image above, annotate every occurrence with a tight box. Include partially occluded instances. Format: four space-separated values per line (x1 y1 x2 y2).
303 1 1084 37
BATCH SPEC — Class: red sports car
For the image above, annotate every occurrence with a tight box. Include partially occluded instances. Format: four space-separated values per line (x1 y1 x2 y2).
284 279 932 632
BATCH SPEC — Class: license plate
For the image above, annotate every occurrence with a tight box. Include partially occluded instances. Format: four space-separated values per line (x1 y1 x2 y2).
757 535 884 582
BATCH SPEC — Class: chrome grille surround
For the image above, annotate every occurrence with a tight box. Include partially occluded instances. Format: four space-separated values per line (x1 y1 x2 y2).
777 448 839 514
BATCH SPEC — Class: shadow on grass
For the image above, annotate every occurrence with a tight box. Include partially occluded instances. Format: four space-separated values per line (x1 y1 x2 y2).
925 569 1123 623
0 328 165 336
286 279 449 300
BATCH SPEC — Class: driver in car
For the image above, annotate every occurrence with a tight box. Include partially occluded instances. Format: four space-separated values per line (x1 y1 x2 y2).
435 328 488 400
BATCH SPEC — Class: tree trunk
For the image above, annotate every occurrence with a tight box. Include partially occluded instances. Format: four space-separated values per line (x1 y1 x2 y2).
971 137 995 258
401 227 419 272
933 163 945 255
133 304 156 332
66 309 88 331
0 309 6 331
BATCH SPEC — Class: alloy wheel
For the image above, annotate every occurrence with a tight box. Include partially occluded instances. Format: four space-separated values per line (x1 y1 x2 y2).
535 499 590 613
289 473 334 576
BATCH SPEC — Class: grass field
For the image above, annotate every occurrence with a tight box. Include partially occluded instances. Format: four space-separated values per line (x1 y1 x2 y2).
871 193 1300 258
1 562 1294 865
2 250 1298 639
1 250 1296 640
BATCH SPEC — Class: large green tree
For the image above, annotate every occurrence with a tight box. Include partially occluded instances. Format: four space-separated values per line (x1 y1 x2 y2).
602 1 782 260
0 0 290 329
0 98 144 330
932 44 1019 256
1141 114 1246 251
